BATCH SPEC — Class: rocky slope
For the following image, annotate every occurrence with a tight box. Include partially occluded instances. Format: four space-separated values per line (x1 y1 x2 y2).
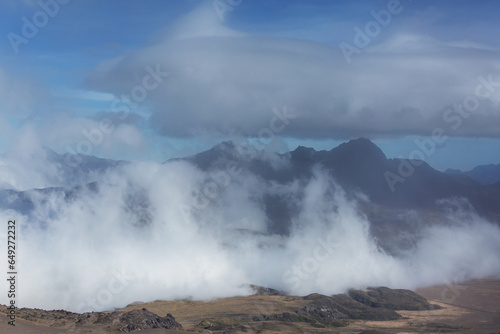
0 286 442 333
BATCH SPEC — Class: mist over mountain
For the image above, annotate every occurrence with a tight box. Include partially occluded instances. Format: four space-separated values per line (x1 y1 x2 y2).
180 138 500 222
0 146 126 191
445 164 500 185
0 138 499 312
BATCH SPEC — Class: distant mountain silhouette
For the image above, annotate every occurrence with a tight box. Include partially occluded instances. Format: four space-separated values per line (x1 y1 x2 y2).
445 164 500 185
3 139 499 242
0 147 126 191
181 138 500 225
44 147 127 186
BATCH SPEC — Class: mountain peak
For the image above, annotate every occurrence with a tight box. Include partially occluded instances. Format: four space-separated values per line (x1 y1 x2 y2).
333 138 387 161
337 137 377 149
292 145 315 155
211 140 237 152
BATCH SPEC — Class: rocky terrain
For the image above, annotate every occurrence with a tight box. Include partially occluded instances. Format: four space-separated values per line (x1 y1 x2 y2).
3 282 494 333
0 306 181 333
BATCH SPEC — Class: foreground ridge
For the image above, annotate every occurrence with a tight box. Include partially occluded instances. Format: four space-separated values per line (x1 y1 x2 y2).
0 286 457 333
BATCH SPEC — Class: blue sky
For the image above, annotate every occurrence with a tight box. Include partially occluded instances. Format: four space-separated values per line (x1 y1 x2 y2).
1 0 500 170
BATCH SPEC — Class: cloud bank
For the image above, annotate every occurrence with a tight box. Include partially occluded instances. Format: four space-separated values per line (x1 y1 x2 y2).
0 156 499 312
86 3 500 140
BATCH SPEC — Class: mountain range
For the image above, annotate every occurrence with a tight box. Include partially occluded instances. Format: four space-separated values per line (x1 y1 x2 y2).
167 138 500 252
2 138 499 249
1 138 499 331
180 138 500 218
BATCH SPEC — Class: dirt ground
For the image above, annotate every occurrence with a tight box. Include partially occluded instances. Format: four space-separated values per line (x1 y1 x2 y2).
415 277 500 334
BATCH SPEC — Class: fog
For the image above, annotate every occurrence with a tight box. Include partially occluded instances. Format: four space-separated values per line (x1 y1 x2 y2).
0 152 499 313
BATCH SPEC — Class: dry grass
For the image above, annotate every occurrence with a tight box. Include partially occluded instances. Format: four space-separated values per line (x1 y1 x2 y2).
121 295 310 329
1 279 499 333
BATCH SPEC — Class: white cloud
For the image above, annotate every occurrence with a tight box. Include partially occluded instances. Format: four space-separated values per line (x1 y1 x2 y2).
0 162 498 311
37 113 147 160
86 4 500 140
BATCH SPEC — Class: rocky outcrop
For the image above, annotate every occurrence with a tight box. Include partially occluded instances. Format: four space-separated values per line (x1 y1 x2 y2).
302 293 402 321
249 284 284 296
93 308 182 332
348 287 440 311
0 306 181 333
